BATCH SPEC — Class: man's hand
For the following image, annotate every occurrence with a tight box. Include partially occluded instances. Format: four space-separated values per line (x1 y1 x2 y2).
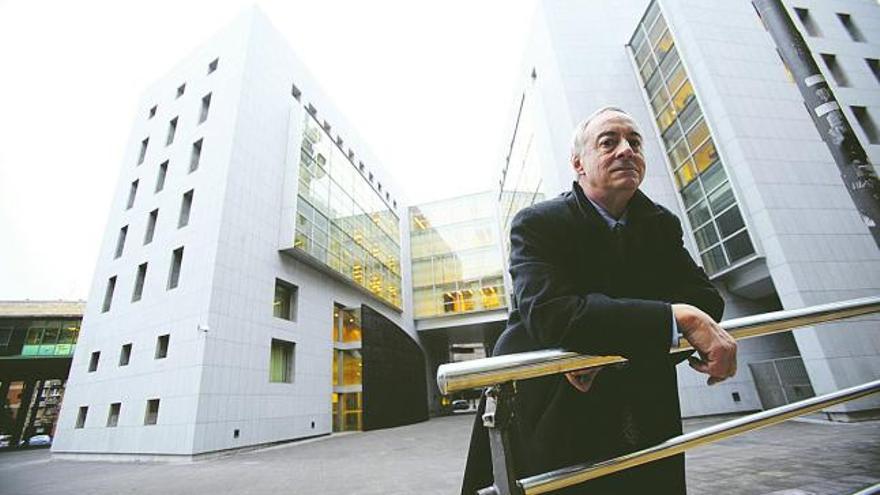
565 368 601 393
673 303 737 385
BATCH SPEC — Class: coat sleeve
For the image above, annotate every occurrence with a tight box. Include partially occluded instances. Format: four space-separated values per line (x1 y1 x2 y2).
661 214 725 321
509 206 673 361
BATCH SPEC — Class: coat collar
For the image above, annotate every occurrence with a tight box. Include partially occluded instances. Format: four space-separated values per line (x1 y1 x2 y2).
567 181 663 230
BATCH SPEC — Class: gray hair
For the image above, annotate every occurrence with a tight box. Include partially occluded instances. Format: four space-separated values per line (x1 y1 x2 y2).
570 106 631 161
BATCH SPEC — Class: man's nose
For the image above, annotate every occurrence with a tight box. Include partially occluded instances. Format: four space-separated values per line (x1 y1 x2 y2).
616 140 635 157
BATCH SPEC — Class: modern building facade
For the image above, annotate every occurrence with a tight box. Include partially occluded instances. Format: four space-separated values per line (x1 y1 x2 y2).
52 9 426 458
0 301 84 447
500 0 880 419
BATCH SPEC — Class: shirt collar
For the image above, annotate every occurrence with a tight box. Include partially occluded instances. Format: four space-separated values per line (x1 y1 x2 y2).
585 196 628 229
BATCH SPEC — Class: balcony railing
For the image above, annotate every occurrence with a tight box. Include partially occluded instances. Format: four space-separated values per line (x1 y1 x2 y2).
437 296 880 495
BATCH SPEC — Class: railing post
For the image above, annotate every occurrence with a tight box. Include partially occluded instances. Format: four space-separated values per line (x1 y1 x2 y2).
479 382 524 495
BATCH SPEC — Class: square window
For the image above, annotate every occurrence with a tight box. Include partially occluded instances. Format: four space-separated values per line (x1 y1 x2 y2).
132 262 147 302
821 53 849 87
75 406 88 429
148 105 157 119
269 339 295 383
144 398 160 425
126 179 139 210
190 139 203 172
794 8 821 37
176 84 186 98
155 161 168 193
137 138 149 165
102 276 117 313
208 58 219 74
852 106 879 144
88 351 100 372
167 247 184 290
155 334 169 359
144 209 158 245
166 117 178 146
837 13 865 42
867 59 880 84
291 83 301 101
119 343 132 366
178 190 194 228
114 225 128 259
107 403 121 427
273 279 298 321
199 93 212 124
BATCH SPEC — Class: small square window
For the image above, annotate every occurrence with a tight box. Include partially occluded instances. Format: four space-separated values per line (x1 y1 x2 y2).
126 179 139 210
852 106 879 144
102 276 117 313
821 53 849 87
107 403 121 427
88 351 100 372
167 247 184 290
190 139 203 172
307 103 317 115
137 138 149 165
132 262 148 302
155 161 168 193
75 406 88 429
866 59 880 84
114 225 128 259
148 105 157 119
273 279 298 321
144 209 158 245
291 83 301 101
269 339 295 383
837 13 865 42
155 334 170 359
144 399 160 425
119 343 132 366
794 8 821 37
208 58 219 74
199 93 212 124
176 84 186 98
178 190 194 228
166 117 178 146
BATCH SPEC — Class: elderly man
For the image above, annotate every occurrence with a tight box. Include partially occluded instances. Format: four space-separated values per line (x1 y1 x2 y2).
462 107 737 494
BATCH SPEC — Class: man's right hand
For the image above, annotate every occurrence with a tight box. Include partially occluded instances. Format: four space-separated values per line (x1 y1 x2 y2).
672 303 737 385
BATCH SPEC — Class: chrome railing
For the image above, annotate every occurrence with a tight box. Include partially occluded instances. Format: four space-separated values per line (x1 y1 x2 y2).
439 296 880 495
438 296 880 394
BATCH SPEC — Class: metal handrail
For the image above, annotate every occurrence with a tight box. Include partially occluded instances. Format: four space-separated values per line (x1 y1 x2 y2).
518 378 880 494
437 296 880 394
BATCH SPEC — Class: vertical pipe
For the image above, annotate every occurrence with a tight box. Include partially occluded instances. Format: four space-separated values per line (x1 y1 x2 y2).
753 0 880 248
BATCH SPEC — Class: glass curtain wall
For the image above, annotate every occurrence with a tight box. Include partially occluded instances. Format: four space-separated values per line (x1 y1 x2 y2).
331 305 362 431
410 193 507 318
499 85 545 261
15 320 80 357
296 115 402 308
629 1 756 275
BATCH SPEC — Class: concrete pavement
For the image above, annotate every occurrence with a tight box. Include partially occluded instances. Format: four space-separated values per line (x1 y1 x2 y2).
0 413 877 495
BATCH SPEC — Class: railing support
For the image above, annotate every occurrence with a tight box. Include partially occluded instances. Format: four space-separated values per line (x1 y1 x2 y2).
479 382 524 495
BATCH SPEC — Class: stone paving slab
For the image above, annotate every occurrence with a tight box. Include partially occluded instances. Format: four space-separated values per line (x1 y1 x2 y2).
0 414 877 495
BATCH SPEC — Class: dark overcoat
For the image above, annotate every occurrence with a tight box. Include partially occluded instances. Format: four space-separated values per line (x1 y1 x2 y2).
462 183 724 495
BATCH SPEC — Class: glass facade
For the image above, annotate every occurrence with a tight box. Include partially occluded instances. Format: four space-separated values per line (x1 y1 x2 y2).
499 85 546 260
409 193 507 319
331 305 362 431
295 114 402 309
629 1 756 275
0 320 81 357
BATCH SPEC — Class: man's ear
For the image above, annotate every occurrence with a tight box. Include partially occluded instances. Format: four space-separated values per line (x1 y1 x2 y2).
571 154 584 176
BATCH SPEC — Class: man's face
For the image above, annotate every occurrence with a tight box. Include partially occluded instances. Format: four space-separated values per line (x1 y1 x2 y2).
573 111 645 194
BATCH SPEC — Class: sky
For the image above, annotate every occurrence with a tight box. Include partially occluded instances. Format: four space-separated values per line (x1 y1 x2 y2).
0 0 537 301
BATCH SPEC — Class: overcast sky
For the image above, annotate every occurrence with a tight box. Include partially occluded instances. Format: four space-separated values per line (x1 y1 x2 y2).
0 0 537 301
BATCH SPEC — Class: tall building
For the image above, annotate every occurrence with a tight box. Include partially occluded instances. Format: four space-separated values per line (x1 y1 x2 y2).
52 9 427 458
500 0 880 419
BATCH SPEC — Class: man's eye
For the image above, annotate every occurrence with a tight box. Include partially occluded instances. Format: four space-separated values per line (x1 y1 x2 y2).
599 140 615 148
629 140 642 149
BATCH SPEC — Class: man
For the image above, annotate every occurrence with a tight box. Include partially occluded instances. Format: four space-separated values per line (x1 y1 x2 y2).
462 107 737 494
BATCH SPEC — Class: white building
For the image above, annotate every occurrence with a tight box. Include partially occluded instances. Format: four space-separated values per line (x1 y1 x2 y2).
53 9 427 458
500 0 880 419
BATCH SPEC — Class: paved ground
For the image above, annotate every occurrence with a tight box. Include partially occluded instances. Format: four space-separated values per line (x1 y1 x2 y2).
0 414 877 495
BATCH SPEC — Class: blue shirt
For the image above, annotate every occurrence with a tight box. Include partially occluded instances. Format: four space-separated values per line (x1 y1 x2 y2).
586 197 680 347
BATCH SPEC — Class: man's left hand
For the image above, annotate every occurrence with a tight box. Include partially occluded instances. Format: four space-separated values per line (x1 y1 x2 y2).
565 368 601 393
